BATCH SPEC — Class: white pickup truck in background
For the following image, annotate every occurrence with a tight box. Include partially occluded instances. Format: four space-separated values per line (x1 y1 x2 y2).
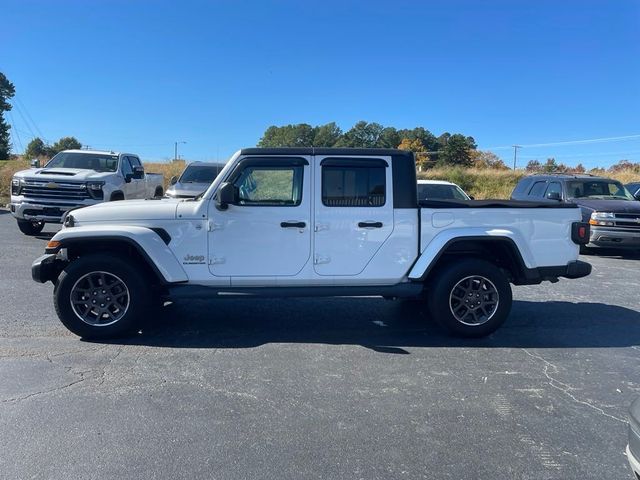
10 149 164 235
32 148 592 339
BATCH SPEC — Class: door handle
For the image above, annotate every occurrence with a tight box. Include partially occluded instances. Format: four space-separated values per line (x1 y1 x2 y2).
281 221 306 228
358 221 383 228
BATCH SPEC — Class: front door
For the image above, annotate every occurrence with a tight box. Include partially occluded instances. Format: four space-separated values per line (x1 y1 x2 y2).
313 156 394 276
121 156 144 199
208 156 311 278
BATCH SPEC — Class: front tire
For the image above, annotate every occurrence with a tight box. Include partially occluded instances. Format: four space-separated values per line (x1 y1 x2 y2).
54 254 151 339
427 258 512 337
17 219 45 235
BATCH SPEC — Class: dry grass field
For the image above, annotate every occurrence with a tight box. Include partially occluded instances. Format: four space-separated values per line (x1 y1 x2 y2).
2 158 640 204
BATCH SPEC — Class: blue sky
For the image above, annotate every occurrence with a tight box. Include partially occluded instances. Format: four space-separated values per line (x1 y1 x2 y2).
2 0 639 167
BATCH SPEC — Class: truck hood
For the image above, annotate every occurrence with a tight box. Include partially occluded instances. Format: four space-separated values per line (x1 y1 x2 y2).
14 167 113 182
70 198 180 223
573 198 640 213
166 181 210 197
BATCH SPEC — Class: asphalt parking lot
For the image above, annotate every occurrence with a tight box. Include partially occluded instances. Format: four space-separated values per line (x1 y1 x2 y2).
0 210 639 480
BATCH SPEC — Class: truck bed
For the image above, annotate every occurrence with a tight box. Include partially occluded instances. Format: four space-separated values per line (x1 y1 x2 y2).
419 199 579 209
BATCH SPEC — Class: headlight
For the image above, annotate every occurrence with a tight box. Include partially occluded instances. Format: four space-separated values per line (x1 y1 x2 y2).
86 181 105 199
589 212 615 226
591 212 614 219
11 177 23 195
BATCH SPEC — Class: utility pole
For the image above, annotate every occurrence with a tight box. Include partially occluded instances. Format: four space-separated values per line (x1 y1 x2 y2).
174 141 186 162
512 145 522 170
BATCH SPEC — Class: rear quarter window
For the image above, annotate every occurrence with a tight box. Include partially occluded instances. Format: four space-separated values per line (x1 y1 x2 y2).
528 181 547 198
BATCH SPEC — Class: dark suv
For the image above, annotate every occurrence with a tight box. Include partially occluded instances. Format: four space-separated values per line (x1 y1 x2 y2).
511 174 640 250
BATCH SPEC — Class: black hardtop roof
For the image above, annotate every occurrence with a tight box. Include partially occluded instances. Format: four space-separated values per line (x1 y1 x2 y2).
240 147 414 158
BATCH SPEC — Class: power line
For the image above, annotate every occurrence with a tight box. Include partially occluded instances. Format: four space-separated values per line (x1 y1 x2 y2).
11 101 37 140
8 110 24 152
14 95 46 141
518 149 640 160
485 134 640 151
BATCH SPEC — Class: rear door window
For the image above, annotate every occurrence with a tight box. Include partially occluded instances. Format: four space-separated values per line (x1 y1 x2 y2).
321 161 386 207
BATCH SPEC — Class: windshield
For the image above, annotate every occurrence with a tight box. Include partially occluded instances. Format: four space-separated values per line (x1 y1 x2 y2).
45 152 119 172
418 183 469 200
567 180 634 201
179 165 223 184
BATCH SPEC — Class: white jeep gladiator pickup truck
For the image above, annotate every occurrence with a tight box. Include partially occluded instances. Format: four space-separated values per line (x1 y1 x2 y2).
10 149 164 235
32 148 591 339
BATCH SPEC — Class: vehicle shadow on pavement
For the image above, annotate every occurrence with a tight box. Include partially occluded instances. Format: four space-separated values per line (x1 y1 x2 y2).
96 299 640 352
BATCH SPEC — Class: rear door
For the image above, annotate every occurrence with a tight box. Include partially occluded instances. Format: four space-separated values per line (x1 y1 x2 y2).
313 156 393 276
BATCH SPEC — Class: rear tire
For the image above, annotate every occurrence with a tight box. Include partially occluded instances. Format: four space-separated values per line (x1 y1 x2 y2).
54 254 151 339
17 219 45 235
154 187 164 198
427 258 512 337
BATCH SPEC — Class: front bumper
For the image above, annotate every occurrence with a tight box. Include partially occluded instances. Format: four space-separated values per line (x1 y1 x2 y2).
32 254 63 283
10 199 97 223
589 227 640 249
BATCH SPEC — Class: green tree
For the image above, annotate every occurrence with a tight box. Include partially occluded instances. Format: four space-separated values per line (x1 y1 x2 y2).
335 121 386 148
24 137 48 159
438 133 477 167
312 122 342 147
398 127 439 150
258 124 315 147
526 160 542 172
0 72 16 159
50 136 82 155
377 127 400 148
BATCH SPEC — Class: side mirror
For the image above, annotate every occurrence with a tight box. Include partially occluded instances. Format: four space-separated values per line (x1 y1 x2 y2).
216 182 237 210
170 175 178 185
30 159 40 168
132 166 144 180
546 191 562 201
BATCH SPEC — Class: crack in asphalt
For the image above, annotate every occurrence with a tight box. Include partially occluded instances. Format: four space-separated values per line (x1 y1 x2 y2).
1 372 89 404
521 348 627 424
0 345 122 404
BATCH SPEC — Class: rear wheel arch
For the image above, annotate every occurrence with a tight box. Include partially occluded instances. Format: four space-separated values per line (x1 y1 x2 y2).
420 237 529 284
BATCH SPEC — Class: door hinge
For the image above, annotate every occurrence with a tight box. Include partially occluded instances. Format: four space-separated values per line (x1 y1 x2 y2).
208 221 223 231
209 257 226 265
314 255 331 265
